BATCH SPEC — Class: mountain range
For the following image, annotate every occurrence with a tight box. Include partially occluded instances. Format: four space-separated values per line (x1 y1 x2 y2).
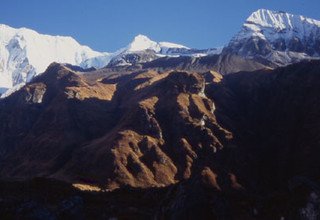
1 9 320 219
0 27 220 95
1 9 320 97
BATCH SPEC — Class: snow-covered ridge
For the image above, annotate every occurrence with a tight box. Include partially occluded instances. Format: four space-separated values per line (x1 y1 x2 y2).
246 9 320 30
0 24 220 94
125 34 188 53
227 9 320 65
0 24 105 90
106 34 221 66
235 9 320 45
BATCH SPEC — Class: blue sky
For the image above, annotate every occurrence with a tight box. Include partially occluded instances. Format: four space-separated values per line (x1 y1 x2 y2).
1 0 319 52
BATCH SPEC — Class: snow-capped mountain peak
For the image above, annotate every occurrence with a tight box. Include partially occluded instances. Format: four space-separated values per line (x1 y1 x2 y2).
0 24 105 91
106 34 219 67
241 9 320 43
126 34 160 52
246 9 320 30
125 34 189 53
226 9 320 66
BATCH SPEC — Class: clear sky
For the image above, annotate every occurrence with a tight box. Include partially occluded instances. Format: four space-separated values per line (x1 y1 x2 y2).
1 0 319 52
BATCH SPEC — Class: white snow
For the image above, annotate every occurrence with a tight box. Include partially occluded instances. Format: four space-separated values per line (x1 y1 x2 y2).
80 52 112 69
159 41 189 50
236 9 320 44
110 34 221 66
117 35 224 67
0 24 105 89
159 42 188 48
124 34 189 54
229 9 320 64
126 35 161 52
247 9 320 31
0 82 25 98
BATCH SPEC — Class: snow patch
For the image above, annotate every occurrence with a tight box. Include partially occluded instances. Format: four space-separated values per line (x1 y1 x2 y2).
0 82 25 98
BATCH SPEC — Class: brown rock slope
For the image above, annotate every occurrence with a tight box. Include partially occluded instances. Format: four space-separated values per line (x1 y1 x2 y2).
157 60 320 219
1 60 320 219
0 62 232 190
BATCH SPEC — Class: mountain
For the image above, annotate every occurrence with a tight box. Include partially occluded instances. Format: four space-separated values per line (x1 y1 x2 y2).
2 9 320 95
0 62 231 189
2 9 320 219
158 62 320 220
124 34 220 56
1 60 320 219
125 34 188 53
224 9 320 66
107 9 320 71
107 34 221 67
0 24 107 92
0 24 221 95
119 10 320 70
